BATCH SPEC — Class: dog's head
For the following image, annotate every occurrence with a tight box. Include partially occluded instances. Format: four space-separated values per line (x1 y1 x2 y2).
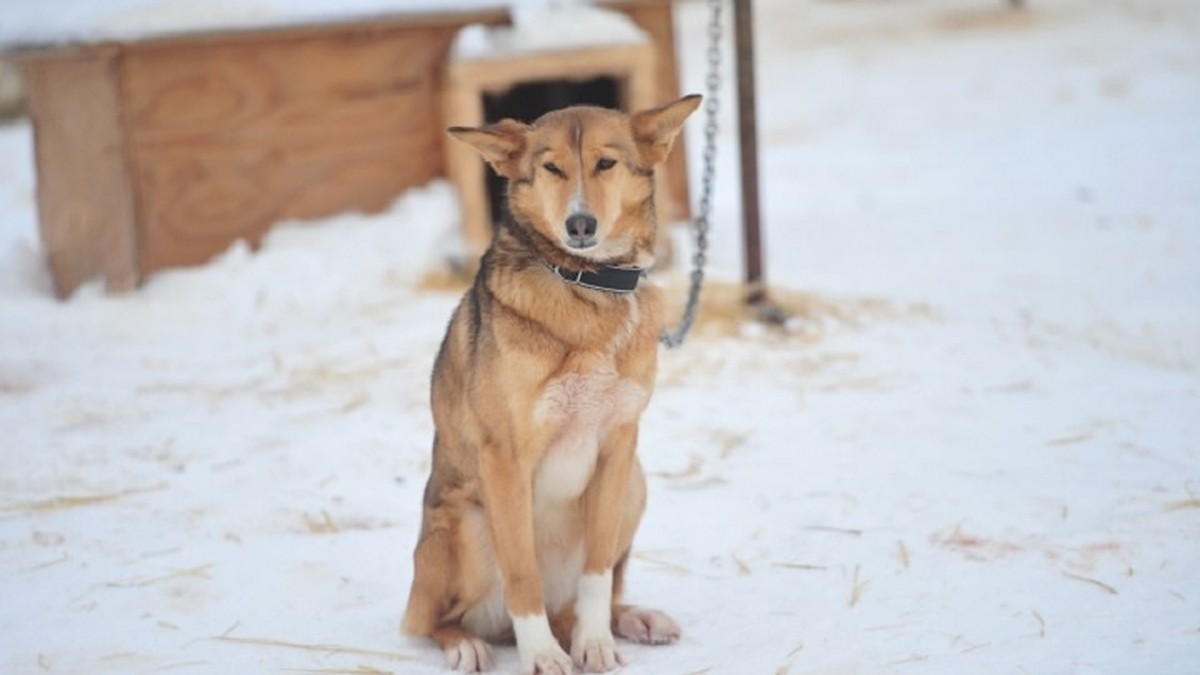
449 95 701 265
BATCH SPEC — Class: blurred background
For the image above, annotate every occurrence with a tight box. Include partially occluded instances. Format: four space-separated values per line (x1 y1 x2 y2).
1 1 1197 673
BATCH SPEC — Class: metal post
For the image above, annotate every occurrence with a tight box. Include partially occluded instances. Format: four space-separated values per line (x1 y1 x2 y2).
734 0 766 305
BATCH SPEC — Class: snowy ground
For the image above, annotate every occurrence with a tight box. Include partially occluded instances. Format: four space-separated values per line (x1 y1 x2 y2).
2 0 1199 673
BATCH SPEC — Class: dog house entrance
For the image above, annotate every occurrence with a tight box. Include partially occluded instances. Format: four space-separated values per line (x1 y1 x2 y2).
482 77 620 226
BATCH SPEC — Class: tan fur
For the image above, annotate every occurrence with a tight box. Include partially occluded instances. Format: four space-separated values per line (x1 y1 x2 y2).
403 96 699 674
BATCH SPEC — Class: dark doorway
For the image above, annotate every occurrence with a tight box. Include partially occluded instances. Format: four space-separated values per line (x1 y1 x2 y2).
481 77 621 226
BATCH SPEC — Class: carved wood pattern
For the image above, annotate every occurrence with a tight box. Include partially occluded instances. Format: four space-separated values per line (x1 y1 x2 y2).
122 28 455 271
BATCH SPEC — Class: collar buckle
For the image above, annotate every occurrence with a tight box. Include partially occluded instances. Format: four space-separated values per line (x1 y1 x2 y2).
546 261 642 294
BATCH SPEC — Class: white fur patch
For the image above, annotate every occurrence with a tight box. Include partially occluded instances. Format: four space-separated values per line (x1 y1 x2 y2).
574 570 613 635
578 233 636 262
532 369 647 505
571 571 622 671
512 613 572 675
568 190 586 217
534 428 600 504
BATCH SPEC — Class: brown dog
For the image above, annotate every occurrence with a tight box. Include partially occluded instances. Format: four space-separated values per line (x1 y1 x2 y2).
402 95 701 674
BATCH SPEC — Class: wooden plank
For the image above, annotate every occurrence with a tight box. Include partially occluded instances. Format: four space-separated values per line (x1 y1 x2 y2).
447 43 656 92
122 27 455 273
123 29 447 139
132 135 438 270
441 80 490 254
613 3 693 223
22 47 139 296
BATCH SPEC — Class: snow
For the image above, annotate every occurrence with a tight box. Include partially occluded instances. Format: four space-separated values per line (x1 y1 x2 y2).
0 0 584 48
2 0 1199 674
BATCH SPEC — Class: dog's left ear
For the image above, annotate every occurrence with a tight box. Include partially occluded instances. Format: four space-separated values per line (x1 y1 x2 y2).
631 94 702 166
448 119 530 178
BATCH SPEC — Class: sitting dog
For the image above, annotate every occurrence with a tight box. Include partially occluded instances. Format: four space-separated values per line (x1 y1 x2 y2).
403 95 701 674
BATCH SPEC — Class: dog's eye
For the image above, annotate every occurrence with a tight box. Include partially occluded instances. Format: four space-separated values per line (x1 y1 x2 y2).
596 158 617 172
542 162 565 177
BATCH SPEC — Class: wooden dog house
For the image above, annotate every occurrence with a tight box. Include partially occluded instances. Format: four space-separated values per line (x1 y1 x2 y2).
19 1 691 297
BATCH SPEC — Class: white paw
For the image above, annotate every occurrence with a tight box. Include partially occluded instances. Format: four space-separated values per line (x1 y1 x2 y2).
571 630 625 672
614 606 681 645
571 571 623 671
444 636 494 672
525 644 574 675
514 614 573 675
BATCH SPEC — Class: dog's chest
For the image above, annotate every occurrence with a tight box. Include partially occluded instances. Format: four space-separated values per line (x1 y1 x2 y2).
532 363 647 504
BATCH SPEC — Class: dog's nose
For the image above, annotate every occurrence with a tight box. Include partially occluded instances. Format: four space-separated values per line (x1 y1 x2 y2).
565 213 597 240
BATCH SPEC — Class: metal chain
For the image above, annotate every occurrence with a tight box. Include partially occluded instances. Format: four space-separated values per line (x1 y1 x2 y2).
661 0 722 349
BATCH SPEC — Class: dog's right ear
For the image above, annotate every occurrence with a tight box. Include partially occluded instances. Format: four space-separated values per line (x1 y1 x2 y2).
448 119 530 178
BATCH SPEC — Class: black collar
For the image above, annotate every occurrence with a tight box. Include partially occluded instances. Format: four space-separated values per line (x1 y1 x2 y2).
546 262 644 294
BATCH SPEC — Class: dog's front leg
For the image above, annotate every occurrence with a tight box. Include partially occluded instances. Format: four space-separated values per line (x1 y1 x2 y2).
479 445 573 675
572 423 638 672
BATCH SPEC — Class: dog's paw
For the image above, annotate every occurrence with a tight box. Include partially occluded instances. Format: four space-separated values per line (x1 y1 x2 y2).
524 645 573 675
614 606 681 645
571 630 625 673
444 635 494 672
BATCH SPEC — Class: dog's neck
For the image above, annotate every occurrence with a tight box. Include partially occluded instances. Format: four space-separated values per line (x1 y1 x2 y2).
497 218 647 294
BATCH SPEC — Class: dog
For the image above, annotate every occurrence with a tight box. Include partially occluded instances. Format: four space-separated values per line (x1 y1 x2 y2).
402 94 701 674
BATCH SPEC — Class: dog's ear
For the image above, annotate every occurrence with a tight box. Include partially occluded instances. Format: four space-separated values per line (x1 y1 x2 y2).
447 119 530 178
631 94 702 166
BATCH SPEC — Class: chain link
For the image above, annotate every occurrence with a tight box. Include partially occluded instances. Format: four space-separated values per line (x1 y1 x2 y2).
661 0 722 349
